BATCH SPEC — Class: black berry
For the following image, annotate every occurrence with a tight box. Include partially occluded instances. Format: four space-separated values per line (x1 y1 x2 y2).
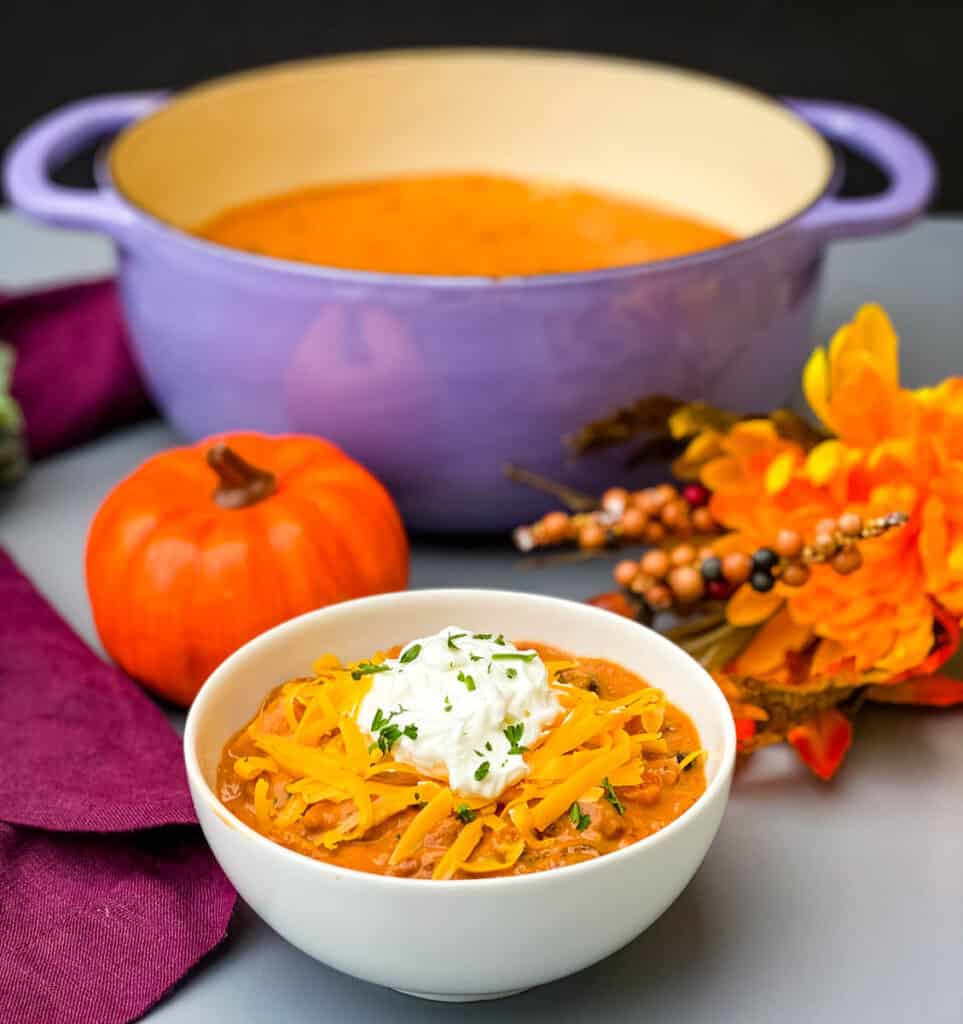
751 547 778 573
700 556 723 583
750 570 775 593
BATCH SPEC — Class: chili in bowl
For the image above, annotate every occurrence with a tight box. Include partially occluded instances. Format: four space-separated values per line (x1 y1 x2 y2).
184 588 735 1000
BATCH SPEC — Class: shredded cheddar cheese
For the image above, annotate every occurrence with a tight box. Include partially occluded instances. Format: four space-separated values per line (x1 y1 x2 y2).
432 817 488 880
390 789 453 864
253 776 272 829
676 749 707 772
229 646 683 878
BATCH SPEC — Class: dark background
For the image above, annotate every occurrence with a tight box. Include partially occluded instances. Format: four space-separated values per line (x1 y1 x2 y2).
3 0 961 208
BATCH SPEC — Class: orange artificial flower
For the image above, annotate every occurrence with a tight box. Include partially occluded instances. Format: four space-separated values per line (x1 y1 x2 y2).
536 304 963 780
692 306 963 690
787 709 853 782
664 305 963 777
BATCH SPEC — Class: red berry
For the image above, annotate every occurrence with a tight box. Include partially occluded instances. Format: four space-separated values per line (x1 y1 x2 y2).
706 580 731 600
683 483 710 508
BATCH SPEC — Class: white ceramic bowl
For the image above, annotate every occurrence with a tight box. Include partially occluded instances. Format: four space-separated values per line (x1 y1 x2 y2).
184 589 736 1000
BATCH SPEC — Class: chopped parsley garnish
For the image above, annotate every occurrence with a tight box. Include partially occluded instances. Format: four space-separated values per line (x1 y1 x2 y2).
352 662 390 680
373 724 402 754
495 633 506 645
602 777 625 816
503 722 528 755
485 741 493 751
491 652 537 662
473 633 492 640
457 670 476 692
443 695 452 712
569 802 591 831
454 803 477 824
505 667 518 679
447 632 467 651
474 761 490 782
469 653 482 662
370 706 404 731
369 707 415 754
399 644 421 664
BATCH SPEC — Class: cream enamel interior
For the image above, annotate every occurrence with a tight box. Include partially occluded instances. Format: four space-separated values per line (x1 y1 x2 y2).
111 49 834 242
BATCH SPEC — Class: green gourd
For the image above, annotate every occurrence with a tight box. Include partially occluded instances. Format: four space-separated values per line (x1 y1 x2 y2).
0 344 27 487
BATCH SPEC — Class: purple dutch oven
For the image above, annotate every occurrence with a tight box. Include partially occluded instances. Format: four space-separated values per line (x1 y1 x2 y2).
3 50 934 531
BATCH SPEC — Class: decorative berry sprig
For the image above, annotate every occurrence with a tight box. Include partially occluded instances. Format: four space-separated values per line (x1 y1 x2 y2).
610 511 908 615
513 481 718 554
509 469 909 618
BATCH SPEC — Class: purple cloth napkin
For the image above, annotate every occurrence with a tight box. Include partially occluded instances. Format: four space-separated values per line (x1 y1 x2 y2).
0 279 153 458
0 548 236 1024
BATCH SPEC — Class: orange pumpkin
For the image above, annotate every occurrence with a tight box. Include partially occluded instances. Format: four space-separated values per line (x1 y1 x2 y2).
86 432 408 706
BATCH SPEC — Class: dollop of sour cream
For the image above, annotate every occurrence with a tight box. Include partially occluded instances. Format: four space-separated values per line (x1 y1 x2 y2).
355 627 563 798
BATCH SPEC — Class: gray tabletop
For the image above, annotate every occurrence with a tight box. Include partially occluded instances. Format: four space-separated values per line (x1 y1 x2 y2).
2 211 962 1023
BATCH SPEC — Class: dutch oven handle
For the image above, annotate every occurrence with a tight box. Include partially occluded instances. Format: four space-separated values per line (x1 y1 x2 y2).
3 93 167 243
785 98 937 241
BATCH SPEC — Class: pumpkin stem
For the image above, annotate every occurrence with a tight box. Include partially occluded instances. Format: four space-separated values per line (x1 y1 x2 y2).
206 443 278 509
